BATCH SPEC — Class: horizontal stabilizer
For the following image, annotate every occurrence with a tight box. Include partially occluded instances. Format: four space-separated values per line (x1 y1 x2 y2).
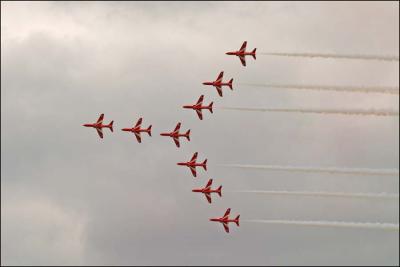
209 102 214 113
235 215 240 226
228 79 233 90
217 186 222 197
186 130 191 141
202 159 207 171
109 121 114 132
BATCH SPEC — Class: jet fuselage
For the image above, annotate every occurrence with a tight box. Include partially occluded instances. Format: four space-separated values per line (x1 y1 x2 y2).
226 51 255 56
202 81 231 87
160 132 188 138
177 162 205 167
183 104 208 110
83 123 110 129
192 188 219 194
121 127 149 133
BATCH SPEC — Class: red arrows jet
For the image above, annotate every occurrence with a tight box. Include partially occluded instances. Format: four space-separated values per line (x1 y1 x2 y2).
226 41 256 66
192 179 222 204
202 71 233 97
210 208 240 233
83 113 114 139
160 122 190 148
177 152 207 177
121 118 152 143
183 95 213 120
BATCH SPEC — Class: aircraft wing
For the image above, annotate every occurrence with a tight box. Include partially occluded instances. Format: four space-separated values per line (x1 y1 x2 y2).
190 166 197 177
134 118 142 128
173 137 180 148
215 86 223 97
239 41 247 52
190 152 198 162
223 222 230 233
223 208 231 219
216 71 224 82
196 95 204 105
196 109 203 120
239 55 246 66
134 132 142 143
174 122 181 133
205 179 213 188
205 193 212 204
96 128 104 139
97 113 104 124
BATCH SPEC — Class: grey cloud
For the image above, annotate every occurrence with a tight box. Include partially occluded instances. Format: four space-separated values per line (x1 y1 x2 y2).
1 1 399 265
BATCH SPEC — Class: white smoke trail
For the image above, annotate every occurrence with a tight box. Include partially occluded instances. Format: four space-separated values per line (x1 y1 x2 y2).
238 83 399 95
245 220 399 231
261 52 399 62
218 164 399 176
219 107 399 117
233 190 399 200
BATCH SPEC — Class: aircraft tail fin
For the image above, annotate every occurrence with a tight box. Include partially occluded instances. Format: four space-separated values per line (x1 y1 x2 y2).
147 125 152 136
208 102 214 113
109 121 114 132
228 79 233 90
235 215 240 226
217 186 222 197
202 159 207 171
185 129 191 141
252 48 257 59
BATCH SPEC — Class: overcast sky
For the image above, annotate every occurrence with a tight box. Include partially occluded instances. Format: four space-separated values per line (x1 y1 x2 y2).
1 1 399 265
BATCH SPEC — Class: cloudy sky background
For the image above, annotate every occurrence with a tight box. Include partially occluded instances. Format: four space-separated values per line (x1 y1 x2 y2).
1 1 399 265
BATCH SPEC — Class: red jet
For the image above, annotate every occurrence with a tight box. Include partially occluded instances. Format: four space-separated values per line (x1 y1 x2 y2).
121 118 152 143
177 152 207 177
192 179 222 204
160 122 190 148
83 113 114 139
226 41 256 66
210 208 240 233
202 71 233 97
183 95 213 120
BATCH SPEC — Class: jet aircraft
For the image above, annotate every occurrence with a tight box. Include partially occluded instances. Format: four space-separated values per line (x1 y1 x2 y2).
177 152 207 177
121 118 152 143
210 208 240 233
160 122 190 148
192 179 222 204
202 71 233 97
183 95 213 120
226 41 256 66
83 113 113 139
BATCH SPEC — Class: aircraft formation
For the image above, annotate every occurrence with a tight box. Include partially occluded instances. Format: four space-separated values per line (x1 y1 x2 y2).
83 41 256 233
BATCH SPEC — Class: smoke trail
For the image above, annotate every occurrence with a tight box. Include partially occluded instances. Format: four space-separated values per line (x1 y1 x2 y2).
238 83 400 95
219 107 399 117
233 190 399 200
245 220 399 231
261 52 399 62
218 164 399 176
